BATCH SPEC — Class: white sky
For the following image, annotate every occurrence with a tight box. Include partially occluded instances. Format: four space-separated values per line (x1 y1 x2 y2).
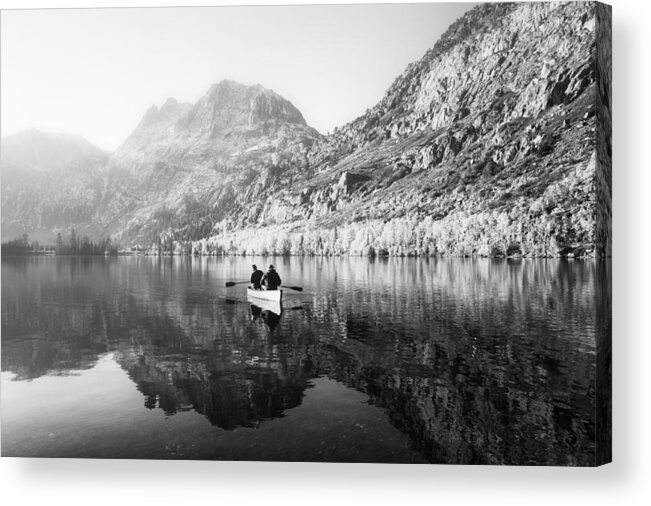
1 2 474 151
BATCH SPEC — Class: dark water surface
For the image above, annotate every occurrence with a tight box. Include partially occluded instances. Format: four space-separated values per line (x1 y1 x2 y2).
1 256 607 465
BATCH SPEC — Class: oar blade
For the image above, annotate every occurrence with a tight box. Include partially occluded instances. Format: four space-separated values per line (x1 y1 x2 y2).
226 280 250 287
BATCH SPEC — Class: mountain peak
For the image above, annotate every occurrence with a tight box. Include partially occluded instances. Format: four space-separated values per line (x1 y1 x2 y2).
1 129 106 173
207 78 246 92
126 80 309 146
178 80 307 135
160 97 181 114
3 128 94 146
136 98 192 132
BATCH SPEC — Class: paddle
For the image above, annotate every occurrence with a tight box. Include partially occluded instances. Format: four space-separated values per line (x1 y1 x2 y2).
225 281 249 287
282 285 303 292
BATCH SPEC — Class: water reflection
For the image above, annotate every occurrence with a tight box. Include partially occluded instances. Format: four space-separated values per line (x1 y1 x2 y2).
249 303 282 331
1 256 608 465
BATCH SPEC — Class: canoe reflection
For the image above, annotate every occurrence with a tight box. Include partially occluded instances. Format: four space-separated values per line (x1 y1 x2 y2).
250 303 282 331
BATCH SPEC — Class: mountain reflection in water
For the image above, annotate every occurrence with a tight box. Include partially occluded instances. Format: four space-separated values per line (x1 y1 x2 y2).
1 256 608 465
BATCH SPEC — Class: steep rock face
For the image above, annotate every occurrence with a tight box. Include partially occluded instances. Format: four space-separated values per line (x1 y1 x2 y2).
202 2 607 257
306 2 594 163
180 80 307 134
1 130 108 241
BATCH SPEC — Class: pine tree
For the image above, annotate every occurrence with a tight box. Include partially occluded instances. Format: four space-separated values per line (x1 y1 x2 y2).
69 228 78 254
56 232 64 254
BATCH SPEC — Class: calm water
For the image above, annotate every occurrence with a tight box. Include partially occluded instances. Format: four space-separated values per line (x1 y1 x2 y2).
1 256 609 465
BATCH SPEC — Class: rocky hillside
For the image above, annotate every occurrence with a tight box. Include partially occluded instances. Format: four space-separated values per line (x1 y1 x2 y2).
200 1 610 258
1 2 611 257
1 130 108 241
94 79 321 244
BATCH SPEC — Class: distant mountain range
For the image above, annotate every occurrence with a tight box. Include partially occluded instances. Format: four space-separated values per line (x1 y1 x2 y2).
1 130 109 240
0 2 611 257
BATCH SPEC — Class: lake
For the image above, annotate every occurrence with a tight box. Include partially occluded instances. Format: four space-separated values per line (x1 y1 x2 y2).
1 256 609 465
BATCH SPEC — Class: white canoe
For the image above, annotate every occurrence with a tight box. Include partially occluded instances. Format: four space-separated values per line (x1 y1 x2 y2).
247 287 283 314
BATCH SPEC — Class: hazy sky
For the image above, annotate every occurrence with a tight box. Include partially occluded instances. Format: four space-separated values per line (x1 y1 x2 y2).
1 3 474 151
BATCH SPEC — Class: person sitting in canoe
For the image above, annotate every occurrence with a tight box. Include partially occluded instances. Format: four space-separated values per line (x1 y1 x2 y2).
261 264 281 290
250 264 263 290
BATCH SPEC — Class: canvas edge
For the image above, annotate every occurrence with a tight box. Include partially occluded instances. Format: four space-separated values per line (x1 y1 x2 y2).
594 0 612 466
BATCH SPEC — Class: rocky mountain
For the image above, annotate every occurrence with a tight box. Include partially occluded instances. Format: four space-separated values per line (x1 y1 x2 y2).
200 1 610 258
1 2 611 257
1 130 108 242
95 79 321 244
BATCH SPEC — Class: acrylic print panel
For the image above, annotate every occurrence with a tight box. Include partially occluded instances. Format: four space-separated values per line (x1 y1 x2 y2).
0 2 611 465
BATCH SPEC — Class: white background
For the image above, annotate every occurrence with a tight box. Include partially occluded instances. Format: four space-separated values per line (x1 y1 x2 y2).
1 0 649 505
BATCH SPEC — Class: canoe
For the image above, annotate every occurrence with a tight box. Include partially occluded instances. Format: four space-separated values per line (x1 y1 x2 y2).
247 287 283 314
247 287 282 303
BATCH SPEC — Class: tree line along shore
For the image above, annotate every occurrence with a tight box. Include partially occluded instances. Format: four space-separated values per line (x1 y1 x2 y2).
2 208 601 259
